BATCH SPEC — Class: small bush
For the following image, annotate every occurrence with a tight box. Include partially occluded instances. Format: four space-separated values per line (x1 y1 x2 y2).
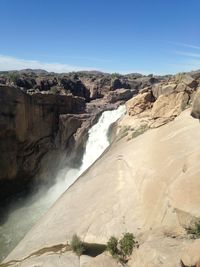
70 234 85 256
119 233 135 262
187 221 200 239
107 236 119 256
107 232 136 263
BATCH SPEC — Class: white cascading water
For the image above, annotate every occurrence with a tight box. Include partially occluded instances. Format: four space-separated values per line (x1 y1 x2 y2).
48 104 126 198
0 105 126 261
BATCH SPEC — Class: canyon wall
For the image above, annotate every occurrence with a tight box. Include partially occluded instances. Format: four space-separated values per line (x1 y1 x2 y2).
0 85 85 199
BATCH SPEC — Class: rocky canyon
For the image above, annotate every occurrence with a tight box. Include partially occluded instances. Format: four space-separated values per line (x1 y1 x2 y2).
1 69 200 267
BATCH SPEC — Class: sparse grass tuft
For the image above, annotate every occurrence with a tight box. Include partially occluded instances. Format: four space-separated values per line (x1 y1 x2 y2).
131 125 148 139
186 221 200 239
70 234 85 256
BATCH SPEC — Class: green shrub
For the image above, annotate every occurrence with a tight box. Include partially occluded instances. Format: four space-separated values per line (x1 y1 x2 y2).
70 234 85 256
187 221 200 239
119 233 135 262
107 236 119 256
107 232 136 263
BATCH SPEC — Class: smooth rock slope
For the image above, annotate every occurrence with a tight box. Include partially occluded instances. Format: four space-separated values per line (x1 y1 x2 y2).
3 108 200 267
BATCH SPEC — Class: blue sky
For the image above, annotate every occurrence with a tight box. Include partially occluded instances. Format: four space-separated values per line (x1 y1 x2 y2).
0 0 200 74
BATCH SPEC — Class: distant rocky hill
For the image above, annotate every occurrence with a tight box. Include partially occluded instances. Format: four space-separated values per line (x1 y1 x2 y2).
0 69 161 100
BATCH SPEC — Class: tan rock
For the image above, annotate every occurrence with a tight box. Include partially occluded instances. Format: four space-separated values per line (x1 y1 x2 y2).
105 88 134 103
4 110 200 266
128 235 187 267
8 251 80 267
175 74 197 88
152 83 177 98
126 91 154 116
176 82 188 92
84 253 122 267
191 88 200 119
181 239 200 267
80 255 93 267
161 83 177 95
151 92 189 119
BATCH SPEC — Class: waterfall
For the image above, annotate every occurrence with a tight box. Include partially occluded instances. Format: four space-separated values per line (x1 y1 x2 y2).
0 104 126 261
81 104 126 172
47 104 126 200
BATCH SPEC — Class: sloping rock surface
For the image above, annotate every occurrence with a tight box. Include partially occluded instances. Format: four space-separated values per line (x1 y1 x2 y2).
3 109 200 266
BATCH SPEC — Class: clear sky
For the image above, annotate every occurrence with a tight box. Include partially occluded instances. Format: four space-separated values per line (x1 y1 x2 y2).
0 0 200 74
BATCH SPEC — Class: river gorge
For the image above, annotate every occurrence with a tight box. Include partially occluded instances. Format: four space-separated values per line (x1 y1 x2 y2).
1 69 200 267
0 105 126 261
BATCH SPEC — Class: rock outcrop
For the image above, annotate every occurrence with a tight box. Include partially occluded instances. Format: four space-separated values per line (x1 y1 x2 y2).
123 72 200 134
151 92 189 119
126 90 155 116
191 88 200 119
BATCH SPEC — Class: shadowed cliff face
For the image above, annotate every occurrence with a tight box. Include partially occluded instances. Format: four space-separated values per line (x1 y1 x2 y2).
0 85 85 199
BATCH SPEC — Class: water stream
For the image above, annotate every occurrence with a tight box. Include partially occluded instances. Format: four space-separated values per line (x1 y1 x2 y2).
0 105 126 261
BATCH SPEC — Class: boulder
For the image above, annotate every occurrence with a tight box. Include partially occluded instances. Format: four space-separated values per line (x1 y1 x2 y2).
161 83 177 95
151 92 189 119
126 91 155 116
191 89 200 119
152 83 177 98
105 88 135 103
175 74 198 88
